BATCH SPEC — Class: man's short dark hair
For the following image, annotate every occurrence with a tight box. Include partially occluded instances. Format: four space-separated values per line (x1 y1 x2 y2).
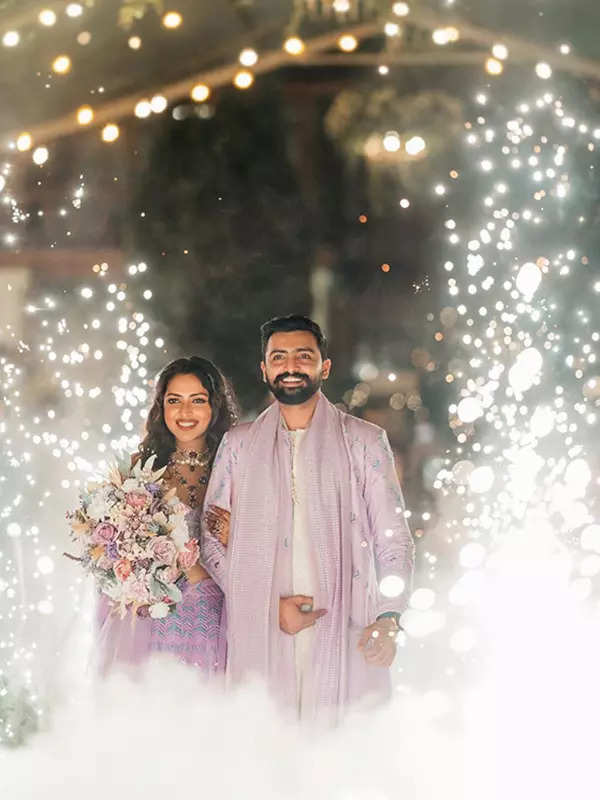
260 315 328 360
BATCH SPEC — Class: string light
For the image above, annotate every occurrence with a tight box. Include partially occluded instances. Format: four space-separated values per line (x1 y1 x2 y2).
338 34 358 52
38 9 57 26
128 36 142 50
66 3 84 17
492 43 508 60
536 62 553 79
233 70 254 90
162 11 183 29
485 57 504 76
16 132 33 152
32 147 49 166
52 55 72 74
101 124 119 142
406 135 426 155
190 83 210 103
239 48 258 67
76 105 94 125
134 100 152 118
150 95 168 113
283 36 305 56
2 31 20 47
393 2 410 15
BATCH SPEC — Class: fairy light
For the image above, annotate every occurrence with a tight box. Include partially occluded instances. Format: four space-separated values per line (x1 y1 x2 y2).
65 3 84 16
536 62 552 79
134 100 152 118
0 255 168 744
492 43 508 60
39 9 57 26
52 55 72 74
2 31 20 47
128 36 142 50
190 83 210 102
393 2 410 15
101 124 119 142
338 34 358 52
233 70 254 90
162 11 183 29
76 106 94 125
32 147 49 166
284 36 305 56
239 48 258 67
16 133 33 152
405 135 426 155
150 95 168 113
485 58 503 76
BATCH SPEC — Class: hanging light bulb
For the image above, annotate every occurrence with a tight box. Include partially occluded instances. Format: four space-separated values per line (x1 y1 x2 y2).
284 36 305 56
77 105 94 125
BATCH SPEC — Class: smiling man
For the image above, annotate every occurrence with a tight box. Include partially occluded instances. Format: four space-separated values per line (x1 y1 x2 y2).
201 315 414 725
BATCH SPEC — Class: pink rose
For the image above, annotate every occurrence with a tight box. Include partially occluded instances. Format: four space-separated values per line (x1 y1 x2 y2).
126 575 150 605
150 536 177 566
126 490 150 509
92 522 117 544
114 558 132 582
178 540 199 571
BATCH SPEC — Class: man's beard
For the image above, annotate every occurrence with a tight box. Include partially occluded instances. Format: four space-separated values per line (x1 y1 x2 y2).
266 371 322 406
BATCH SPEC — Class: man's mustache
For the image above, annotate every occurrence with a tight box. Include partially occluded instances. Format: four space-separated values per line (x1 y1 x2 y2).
274 372 310 384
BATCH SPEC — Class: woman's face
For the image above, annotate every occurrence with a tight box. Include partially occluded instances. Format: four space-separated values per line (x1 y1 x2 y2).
163 372 212 450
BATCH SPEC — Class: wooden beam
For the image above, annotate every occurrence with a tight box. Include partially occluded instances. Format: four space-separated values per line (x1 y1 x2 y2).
3 21 382 145
4 6 600 147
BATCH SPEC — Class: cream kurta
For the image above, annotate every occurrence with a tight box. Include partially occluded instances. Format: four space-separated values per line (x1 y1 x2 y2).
290 428 316 716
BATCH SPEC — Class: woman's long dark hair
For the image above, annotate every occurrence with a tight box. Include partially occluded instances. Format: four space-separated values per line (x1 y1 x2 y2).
136 356 238 468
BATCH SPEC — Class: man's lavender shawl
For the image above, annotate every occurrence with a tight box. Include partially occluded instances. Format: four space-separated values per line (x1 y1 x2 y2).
201 392 414 723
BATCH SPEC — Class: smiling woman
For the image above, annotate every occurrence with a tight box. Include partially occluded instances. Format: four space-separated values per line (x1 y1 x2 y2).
95 355 238 677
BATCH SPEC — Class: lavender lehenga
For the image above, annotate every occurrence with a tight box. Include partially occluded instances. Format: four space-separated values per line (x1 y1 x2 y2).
96 505 226 678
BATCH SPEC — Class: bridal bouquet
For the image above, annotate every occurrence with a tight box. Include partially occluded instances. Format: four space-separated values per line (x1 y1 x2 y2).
66 455 199 619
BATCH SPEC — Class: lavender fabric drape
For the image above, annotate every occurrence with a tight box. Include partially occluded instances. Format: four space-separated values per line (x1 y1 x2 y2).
201 393 414 724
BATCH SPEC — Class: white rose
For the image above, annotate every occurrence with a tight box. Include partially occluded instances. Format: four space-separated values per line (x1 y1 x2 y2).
149 602 170 619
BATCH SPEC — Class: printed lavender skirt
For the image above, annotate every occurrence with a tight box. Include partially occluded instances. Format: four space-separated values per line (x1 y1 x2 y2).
96 578 226 678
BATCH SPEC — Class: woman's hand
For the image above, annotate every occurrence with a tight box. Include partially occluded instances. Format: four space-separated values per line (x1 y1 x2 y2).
205 505 231 547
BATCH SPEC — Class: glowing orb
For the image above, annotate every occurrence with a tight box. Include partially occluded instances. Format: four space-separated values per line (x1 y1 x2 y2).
32 147 49 165
383 131 401 152
468 466 494 494
516 262 542 296
7 522 21 538
530 406 554 438
379 574 405 598
284 37 305 56
457 397 483 423
536 62 552 79
37 556 54 575
405 135 426 155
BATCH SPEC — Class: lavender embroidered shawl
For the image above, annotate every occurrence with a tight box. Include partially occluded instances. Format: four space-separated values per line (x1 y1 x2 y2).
201 393 414 723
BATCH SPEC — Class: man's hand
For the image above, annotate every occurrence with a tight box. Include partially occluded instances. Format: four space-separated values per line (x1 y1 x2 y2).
279 595 327 635
357 617 399 667
205 505 230 547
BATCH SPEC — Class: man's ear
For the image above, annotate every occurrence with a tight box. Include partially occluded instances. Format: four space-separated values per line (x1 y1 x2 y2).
260 361 267 383
322 358 332 380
